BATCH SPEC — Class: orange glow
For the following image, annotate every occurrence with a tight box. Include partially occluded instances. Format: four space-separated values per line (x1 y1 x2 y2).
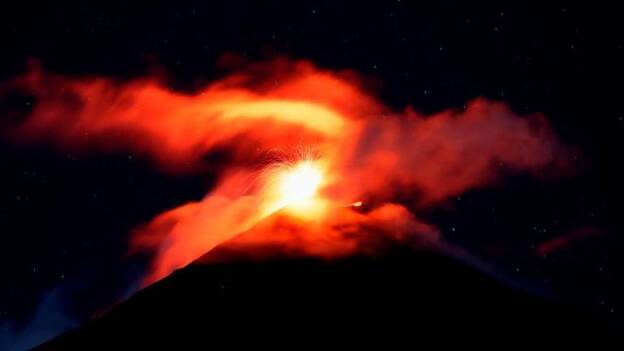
256 158 329 221
278 161 323 205
1 55 575 285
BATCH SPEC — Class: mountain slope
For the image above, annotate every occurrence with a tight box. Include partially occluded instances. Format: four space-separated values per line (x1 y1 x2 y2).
34 244 611 349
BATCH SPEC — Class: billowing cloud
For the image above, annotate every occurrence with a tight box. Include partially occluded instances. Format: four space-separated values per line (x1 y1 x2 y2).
1 56 574 284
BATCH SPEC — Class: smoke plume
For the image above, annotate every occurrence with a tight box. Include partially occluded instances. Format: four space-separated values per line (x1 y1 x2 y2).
1 56 573 284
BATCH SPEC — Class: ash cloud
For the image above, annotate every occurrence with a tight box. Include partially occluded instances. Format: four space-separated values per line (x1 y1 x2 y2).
1 56 575 284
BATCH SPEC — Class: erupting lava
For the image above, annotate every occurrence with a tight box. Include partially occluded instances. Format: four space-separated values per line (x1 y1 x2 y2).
278 161 323 206
257 157 329 221
273 160 327 220
0 55 575 285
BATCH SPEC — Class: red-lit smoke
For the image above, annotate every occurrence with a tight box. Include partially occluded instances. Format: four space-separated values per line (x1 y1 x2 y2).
1 57 573 285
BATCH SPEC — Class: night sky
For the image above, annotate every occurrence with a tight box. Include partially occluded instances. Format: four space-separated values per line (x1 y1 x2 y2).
1 1 623 349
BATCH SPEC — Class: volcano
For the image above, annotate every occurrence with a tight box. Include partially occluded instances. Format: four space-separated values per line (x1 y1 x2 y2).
33 208 612 350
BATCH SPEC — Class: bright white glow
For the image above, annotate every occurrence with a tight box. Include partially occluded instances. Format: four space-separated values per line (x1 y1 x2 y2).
278 161 323 206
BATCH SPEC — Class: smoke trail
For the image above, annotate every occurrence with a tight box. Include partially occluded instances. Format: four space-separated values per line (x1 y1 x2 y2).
0 285 77 351
1 56 574 284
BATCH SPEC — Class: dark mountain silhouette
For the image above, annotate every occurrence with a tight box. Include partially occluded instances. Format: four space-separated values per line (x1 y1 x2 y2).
29 207 611 348
33 240 613 350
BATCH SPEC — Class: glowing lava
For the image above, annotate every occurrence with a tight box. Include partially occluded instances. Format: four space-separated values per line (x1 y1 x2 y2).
255 159 329 221
278 161 323 206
